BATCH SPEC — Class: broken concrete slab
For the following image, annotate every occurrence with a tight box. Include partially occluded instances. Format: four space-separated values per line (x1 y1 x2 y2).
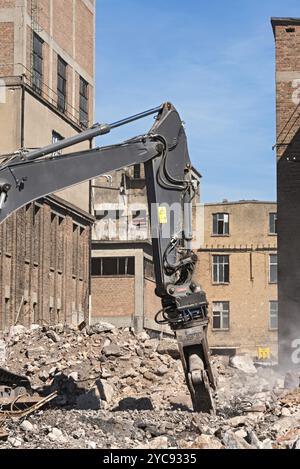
157 340 180 359
230 355 257 374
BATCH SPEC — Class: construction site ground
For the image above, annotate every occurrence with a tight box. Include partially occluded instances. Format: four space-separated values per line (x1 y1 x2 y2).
0 324 300 450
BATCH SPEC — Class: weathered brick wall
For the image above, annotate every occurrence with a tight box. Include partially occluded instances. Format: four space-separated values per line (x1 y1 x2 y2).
91 277 135 317
144 278 161 325
75 0 94 78
272 18 300 366
52 0 73 57
0 22 14 75
272 19 300 157
0 0 15 8
0 198 91 331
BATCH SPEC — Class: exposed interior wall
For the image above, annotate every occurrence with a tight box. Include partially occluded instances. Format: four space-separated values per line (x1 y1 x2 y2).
196 201 278 358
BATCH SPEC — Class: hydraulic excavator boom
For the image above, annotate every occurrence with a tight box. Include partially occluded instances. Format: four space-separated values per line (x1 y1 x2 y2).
0 102 216 412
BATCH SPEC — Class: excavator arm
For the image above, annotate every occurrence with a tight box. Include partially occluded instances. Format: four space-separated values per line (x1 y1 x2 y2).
0 102 215 413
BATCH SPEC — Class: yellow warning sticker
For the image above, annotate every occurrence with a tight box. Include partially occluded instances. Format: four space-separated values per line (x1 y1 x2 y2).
258 347 270 360
158 206 168 224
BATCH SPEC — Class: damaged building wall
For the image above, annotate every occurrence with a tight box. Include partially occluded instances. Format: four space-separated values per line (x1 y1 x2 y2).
196 201 278 358
272 18 300 367
0 196 92 331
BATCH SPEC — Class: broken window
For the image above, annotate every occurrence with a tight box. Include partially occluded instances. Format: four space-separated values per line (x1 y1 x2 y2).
95 210 122 221
212 302 230 330
213 213 229 235
269 301 278 330
32 33 43 94
144 258 155 280
91 257 135 276
269 213 277 235
132 210 147 228
269 254 278 284
213 255 229 283
52 131 64 157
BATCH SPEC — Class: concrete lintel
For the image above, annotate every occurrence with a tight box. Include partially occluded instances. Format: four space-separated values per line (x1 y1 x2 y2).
276 71 300 83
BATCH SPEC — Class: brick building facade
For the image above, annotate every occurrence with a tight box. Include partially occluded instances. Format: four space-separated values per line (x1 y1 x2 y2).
0 0 95 330
196 201 278 359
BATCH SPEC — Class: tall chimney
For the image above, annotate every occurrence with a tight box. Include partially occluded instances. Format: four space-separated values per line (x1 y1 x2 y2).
272 17 300 370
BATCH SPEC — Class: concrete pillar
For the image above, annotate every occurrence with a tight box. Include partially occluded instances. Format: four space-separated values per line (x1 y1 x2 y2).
133 249 144 332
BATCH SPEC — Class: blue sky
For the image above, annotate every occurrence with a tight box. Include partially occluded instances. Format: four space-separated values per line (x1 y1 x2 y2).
95 0 300 203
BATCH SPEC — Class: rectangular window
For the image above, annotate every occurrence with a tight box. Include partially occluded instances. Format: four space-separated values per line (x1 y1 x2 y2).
269 213 277 235
72 224 79 277
213 213 229 235
94 209 122 221
32 33 43 94
91 257 135 277
213 255 229 283
79 76 89 127
212 302 230 330
57 216 64 272
133 164 141 179
269 301 278 330
57 57 67 112
269 254 278 284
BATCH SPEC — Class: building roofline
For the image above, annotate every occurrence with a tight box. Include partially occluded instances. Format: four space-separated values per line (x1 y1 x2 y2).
191 165 202 179
202 200 276 207
271 17 300 34
45 194 95 223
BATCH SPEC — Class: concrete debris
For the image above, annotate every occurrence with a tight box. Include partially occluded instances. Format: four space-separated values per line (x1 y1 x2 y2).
46 330 61 343
223 430 254 449
88 322 116 334
0 324 300 449
230 355 257 375
284 371 300 390
157 339 180 359
20 421 35 433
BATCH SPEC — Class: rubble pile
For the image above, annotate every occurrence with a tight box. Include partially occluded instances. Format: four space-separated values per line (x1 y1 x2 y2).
0 323 300 449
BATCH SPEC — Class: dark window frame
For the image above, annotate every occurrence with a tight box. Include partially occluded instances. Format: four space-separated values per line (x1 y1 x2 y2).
269 300 278 331
32 33 44 94
212 301 230 331
91 257 135 277
269 213 277 235
57 56 67 113
79 76 89 127
212 213 230 236
212 255 230 284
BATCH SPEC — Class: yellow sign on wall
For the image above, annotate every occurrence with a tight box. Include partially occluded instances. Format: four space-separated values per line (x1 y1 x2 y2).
258 347 270 360
158 206 168 224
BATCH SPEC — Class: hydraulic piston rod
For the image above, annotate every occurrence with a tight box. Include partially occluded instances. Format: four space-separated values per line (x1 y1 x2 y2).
23 105 164 162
